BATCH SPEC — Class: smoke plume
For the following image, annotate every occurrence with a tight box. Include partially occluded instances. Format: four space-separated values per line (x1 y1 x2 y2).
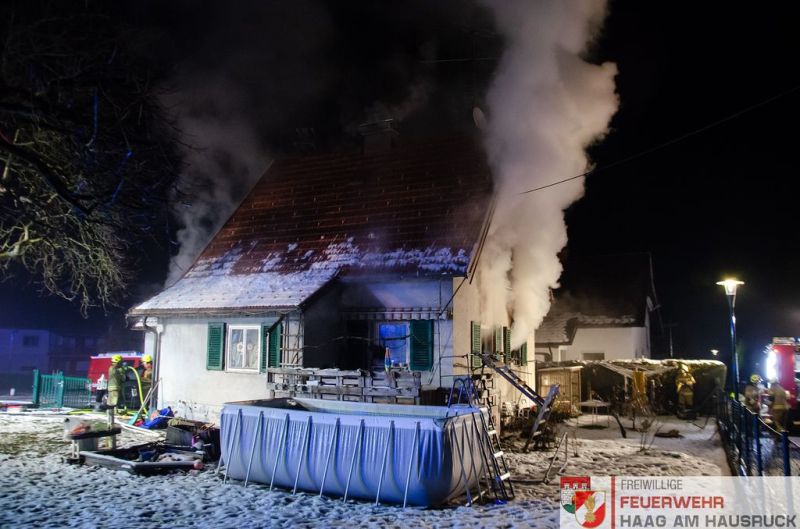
163 78 270 285
477 0 618 346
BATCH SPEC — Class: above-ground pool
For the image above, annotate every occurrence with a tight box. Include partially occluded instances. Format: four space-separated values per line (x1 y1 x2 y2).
220 398 488 506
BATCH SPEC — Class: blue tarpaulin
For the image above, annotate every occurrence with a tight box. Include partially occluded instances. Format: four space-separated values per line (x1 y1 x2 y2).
220 398 487 506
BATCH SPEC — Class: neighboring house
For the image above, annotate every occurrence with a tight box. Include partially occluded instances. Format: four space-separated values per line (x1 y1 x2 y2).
534 253 661 362
48 333 109 375
0 329 50 375
0 328 108 391
129 135 536 422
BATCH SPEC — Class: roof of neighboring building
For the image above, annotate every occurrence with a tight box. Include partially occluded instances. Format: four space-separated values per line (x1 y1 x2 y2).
535 253 658 346
131 136 493 316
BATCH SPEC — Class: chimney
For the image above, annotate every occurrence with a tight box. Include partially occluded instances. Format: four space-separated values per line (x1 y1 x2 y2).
358 118 398 155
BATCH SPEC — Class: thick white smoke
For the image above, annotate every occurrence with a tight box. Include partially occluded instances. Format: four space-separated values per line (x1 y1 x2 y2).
163 76 269 285
478 0 618 347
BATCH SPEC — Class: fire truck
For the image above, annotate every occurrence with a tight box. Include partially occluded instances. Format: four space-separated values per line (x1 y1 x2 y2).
87 351 143 408
764 338 800 426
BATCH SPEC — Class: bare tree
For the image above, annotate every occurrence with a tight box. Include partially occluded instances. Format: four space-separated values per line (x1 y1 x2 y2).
0 3 179 313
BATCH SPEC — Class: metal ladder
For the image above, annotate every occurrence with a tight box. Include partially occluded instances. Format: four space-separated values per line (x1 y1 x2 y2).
523 384 560 451
479 353 546 406
448 377 514 504
478 353 560 452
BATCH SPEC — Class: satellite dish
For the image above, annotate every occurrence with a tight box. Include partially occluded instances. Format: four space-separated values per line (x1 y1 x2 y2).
472 106 487 130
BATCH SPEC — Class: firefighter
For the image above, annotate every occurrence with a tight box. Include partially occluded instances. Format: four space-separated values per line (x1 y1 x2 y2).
767 379 788 431
744 374 762 413
139 354 153 407
107 354 125 409
675 363 696 417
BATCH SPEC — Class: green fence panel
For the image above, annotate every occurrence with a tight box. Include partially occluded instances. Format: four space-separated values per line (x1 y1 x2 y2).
33 371 92 409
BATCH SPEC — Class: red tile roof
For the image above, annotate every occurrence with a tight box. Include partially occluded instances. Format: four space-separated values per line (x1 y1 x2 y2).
208 136 492 273
132 136 493 314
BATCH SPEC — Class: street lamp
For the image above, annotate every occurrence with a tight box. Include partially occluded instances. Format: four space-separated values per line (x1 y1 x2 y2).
710 349 719 357
716 278 744 394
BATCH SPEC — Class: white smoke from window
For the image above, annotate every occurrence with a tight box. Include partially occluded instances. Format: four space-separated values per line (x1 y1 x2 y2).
477 0 618 347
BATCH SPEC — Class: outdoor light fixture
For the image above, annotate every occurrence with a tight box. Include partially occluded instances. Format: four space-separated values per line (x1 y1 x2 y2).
716 279 744 297
716 277 744 394
710 349 719 357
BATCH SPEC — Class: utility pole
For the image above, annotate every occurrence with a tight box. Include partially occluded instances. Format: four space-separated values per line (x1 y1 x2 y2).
664 323 678 358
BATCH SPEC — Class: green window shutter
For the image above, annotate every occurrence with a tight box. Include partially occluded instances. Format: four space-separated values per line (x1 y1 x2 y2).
409 320 434 371
207 323 225 370
520 342 528 365
470 321 482 369
503 326 511 364
268 322 282 368
494 327 503 363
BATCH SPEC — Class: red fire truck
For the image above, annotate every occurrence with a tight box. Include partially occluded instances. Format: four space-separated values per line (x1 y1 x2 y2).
87 351 143 407
765 338 800 425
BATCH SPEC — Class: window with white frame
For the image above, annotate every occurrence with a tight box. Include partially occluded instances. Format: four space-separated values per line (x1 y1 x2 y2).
226 325 260 371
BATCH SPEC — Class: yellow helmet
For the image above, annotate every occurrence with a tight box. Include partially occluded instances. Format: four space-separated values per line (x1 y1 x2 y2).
750 374 761 384
111 354 122 363
142 354 152 363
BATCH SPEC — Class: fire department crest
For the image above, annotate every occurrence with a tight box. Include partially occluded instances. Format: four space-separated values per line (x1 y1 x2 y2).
560 477 607 528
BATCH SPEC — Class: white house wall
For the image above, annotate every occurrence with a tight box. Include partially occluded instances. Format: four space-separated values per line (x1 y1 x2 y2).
537 326 649 362
155 316 277 423
451 278 537 412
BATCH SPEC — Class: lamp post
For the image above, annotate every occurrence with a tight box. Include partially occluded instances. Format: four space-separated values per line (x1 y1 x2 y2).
716 278 744 394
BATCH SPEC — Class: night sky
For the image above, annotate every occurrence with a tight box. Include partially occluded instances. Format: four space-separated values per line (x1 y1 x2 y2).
2 1 799 375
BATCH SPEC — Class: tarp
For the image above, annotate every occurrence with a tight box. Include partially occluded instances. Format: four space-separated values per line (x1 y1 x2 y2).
220 398 486 506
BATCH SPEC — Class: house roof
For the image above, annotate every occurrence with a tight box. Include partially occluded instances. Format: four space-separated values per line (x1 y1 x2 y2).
131 136 493 316
535 253 658 346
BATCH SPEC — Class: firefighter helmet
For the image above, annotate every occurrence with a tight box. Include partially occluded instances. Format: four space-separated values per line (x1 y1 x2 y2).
142 354 152 363
750 374 761 384
111 354 122 363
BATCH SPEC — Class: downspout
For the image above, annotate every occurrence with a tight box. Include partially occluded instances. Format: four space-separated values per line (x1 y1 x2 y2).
142 318 162 409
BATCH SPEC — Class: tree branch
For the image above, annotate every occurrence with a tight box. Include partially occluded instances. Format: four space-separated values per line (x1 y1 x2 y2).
0 134 91 215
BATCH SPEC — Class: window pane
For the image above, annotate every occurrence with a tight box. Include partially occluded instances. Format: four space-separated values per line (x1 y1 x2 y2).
245 329 259 369
379 323 408 366
230 329 244 369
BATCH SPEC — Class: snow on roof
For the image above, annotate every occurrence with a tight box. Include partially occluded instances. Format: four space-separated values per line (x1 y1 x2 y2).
536 359 727 379
131 137 491 315
131 243 473 315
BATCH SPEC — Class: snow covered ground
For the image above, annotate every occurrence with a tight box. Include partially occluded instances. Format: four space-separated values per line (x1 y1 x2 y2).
0 412 727 529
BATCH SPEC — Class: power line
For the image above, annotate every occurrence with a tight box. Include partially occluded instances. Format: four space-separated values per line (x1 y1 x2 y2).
518 83 800 196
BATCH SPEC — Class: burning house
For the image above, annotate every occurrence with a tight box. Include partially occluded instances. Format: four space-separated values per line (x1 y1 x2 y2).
128 136 536 422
